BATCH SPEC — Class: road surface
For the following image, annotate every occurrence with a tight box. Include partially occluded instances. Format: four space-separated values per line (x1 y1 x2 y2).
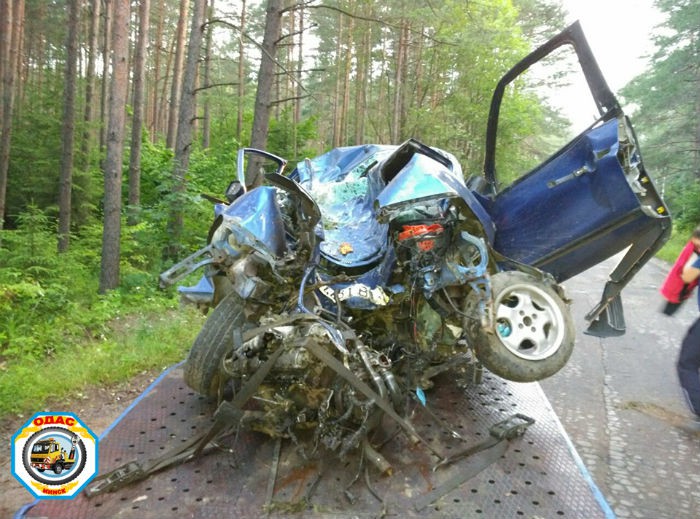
541 256 700 519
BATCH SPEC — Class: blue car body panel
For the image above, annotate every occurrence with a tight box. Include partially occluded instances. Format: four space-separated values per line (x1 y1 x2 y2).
489 119 646 281
295 145 391 269
216 186 288 258
293 142 495 271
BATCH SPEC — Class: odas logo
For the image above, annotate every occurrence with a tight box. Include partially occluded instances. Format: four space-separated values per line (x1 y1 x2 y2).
12 413 98 499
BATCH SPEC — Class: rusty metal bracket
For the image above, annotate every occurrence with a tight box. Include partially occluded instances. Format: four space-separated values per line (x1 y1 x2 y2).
83 462 145 498
490 413 535 440
159 244 215 288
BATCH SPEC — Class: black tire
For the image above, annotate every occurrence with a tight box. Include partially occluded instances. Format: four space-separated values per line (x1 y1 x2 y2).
183 291 248 397
53 461 64 474
22 427 87 486
467 271 575 382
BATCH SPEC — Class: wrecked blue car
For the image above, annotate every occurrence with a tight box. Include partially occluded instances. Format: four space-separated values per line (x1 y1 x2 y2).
160 22 670 453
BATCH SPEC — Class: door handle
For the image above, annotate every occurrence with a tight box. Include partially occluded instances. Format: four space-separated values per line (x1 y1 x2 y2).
547 164 594 188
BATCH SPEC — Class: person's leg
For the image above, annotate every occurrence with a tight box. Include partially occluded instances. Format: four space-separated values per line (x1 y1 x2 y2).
677 317 700 417
663 301 682 315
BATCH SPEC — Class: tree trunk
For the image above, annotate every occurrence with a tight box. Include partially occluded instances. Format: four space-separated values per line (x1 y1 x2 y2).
0 0 23 232
81 0 101 168
0 0 10 126
236 0 246 142
99 0 129 293
201 0 213 149
340 15 353 145
391 20 408 143
354 19 370 145
127 0 150 226
0 0 11 231
166 0 188 149
331 12 343 148
24 2 44 98
167 0 206 258
176 0 206 169
99 0 113 153
294 2 303 156
58 0 80 252
249 0 284 187
158 36 175 139
375 30 389 143
12 0 23 118
150 0 164 139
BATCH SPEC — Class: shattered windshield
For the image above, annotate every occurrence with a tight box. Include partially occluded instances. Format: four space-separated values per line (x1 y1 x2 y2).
312 174 370 228
298 151 390 228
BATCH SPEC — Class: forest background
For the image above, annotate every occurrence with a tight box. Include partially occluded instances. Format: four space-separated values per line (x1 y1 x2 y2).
0 0 698 418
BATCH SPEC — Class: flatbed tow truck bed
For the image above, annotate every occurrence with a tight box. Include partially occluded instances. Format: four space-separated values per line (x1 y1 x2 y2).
17 364 614 518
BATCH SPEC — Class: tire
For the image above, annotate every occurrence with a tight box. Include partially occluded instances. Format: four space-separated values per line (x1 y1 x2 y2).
467 271 574 382
22 427 87 486
183 291 248 397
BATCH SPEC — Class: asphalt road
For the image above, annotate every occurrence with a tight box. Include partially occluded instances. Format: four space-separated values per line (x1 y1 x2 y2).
540 255 700 519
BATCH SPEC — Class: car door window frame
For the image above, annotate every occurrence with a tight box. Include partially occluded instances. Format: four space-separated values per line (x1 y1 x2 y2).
483 21 621 196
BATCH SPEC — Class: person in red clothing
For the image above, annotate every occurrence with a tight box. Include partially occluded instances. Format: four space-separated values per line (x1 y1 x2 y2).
660 232 700 315
677 225 700 421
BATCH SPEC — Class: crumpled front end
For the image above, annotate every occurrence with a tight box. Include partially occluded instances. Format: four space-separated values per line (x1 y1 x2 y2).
159 186 291 306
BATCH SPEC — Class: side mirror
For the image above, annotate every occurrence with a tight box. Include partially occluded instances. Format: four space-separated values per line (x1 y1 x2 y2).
225 180 244 203
237 147 287 191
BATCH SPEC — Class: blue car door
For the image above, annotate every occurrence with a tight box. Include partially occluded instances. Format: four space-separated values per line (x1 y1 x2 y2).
480 21 670 335
489 116 667 282
482 22 669 283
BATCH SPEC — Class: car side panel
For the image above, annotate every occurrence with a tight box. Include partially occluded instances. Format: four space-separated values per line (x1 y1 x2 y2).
490 119 655 282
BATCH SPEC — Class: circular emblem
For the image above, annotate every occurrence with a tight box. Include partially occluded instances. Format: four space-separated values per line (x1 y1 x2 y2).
12 413 98 499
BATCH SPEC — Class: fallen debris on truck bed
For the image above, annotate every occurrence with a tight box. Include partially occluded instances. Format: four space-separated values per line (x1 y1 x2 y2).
18 364 612 518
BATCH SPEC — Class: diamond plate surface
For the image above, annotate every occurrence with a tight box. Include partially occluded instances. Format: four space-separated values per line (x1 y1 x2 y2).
22 366 610 518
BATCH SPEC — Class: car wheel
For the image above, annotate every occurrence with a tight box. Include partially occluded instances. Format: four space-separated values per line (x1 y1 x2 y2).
467 270 574 382
22 428 87 486
184 292 248 397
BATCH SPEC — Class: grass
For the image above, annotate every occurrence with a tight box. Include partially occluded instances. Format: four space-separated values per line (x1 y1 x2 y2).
0 307 204 417
656 228 690 264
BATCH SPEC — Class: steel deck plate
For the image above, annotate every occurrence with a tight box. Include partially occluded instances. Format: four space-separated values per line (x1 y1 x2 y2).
20 365 612 518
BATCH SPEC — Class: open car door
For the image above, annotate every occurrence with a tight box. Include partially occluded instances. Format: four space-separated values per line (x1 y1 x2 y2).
482 21 671 337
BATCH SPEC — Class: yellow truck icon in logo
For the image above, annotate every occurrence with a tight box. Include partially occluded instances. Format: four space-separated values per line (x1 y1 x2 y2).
13 413 98 498
29 437 77 475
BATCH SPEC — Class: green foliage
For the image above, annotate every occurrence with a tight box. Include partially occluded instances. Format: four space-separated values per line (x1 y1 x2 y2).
657 227 693 264
303 0 565 180
122 137 243 262
620 0 700 235
267 108 319 165
0 200 206 419
668 180 700 232
187 141 239 195
6 83 64 226
0 309 202 417
133 138 176 209
0 205 179 362
0 128 258 362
